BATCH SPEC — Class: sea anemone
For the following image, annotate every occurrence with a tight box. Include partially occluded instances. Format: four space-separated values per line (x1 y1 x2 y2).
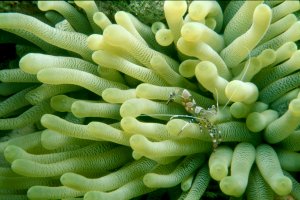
0 1 300 199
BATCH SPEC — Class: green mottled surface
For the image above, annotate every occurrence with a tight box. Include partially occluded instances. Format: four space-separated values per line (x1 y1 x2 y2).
0 1 300 200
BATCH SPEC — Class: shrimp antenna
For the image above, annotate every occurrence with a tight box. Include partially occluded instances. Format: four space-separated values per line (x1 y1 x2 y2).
222 46 251 109
139 113 198 121
170 115 199 135
178 121 190 135
140 113 199 135
215 88 220 113
139 113 178 118
170 114 199 121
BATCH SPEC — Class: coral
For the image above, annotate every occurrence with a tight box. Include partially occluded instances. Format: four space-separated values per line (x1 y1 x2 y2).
0 0 300 200
96 1 166 25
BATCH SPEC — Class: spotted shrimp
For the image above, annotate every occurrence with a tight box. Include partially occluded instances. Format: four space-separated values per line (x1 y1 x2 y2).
166 48 254 149
166 89 222 149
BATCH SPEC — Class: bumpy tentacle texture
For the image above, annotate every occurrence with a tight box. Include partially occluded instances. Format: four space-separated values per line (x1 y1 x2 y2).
0 0 300 199
219 143 256 197
256 144 292 196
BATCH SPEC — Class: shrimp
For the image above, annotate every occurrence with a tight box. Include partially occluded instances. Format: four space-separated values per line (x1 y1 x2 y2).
167 89 222 149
